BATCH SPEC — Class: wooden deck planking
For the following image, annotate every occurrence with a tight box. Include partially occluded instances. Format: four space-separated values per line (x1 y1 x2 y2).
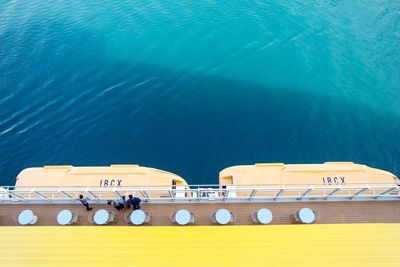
0 200 399 226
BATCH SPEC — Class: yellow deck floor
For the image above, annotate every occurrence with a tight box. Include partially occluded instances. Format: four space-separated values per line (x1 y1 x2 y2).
0 224 399 267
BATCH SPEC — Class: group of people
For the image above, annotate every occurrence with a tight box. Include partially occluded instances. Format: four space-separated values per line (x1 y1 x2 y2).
78 194 141 211
111 194 142 211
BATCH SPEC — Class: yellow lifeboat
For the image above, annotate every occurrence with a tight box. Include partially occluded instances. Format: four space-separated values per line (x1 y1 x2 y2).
15 164 188 189
219 162 399 197
219 162 399 186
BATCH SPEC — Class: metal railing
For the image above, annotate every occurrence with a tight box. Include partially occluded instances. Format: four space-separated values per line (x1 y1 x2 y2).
0 183 399 203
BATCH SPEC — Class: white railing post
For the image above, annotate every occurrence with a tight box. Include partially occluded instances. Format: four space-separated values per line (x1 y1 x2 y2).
249 189 257 200
85 190 98 199
31 190 49 201
140 189 149 201
168 190 174 201
274 188 285 200
375 187 397 199
58 189 73 199
325 188 341 199
350 187 369 199
197 188 201 201
112 190 122 198
7 191 25 200
298 188 313 200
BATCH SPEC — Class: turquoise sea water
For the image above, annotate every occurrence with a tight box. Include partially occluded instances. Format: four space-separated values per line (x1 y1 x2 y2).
0 1 399 184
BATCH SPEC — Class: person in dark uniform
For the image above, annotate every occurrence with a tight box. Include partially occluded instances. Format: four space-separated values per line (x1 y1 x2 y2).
127 194 141 210
78 194 92 211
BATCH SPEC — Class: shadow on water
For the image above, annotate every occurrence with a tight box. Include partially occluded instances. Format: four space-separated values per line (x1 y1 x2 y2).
0 9 400 185
0 57 399 184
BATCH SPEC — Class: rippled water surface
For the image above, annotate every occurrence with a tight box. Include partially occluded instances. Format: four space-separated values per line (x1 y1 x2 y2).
0 1 400 184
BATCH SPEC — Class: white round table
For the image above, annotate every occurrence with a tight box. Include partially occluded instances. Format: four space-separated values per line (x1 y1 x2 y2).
18 210 36 225
298 208 315 224
57 210 73 225
130 210 146 225
214 209 232 225
94 209 110 225
256 208 273 224
175 209 191 225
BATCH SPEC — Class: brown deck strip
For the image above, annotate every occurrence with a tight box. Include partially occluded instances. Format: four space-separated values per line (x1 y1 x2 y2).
0 201 399 226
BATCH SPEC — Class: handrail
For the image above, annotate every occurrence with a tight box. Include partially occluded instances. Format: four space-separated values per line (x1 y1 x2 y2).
2 182 398 189
0 183 398 203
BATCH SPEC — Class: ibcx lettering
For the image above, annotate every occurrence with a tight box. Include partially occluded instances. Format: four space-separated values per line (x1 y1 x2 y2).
322 176 345 185
99 179 122 187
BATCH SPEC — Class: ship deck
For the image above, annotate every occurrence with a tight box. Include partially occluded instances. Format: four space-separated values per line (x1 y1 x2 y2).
0 200 399 226
1 184 399 266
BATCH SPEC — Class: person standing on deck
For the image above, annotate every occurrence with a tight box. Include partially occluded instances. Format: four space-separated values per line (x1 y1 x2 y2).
78 195 92 211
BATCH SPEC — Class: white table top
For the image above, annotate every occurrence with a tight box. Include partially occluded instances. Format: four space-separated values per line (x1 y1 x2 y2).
256 208 273 224
57 210 73 225
94 209 110 225
298 208 315 224
18 210 34 225
175 209 191 225
130 210 146 225
215 209 232 225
